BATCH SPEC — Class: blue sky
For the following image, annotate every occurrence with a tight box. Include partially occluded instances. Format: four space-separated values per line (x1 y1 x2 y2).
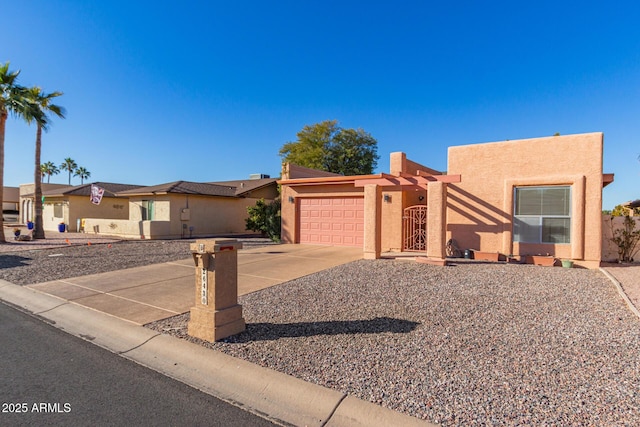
3 1 639 209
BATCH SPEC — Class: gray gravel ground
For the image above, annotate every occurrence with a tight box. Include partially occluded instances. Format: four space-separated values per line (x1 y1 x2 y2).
0 237 276 285
2 238 639 425
148 260 640 426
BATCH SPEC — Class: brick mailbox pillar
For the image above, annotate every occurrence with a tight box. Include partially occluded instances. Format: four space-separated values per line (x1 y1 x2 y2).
187 239 245 342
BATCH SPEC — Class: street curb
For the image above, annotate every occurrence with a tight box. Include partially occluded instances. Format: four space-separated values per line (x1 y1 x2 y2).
0 280 435 427
599 268 640 320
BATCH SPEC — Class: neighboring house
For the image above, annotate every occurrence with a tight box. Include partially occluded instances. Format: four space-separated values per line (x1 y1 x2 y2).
19 183 80 225
3 186 20 222
20 182 141 232
82 177 278 239
279 132 613 268
623 199 640 213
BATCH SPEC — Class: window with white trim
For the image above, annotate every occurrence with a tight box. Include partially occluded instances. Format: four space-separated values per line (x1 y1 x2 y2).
53 203 64 219
141 200 155 221
513 186 571 244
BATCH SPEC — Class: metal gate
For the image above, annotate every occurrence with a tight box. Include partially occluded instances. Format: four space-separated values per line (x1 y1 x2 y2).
403 205 428 251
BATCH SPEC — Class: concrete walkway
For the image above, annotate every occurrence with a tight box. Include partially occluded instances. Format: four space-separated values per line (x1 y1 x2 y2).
26 244 364 325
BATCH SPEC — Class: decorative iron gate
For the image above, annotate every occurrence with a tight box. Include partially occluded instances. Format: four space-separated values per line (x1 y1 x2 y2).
403 205 428 251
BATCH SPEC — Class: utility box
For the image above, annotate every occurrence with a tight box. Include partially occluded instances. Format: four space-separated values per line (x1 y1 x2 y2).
187 239 245 342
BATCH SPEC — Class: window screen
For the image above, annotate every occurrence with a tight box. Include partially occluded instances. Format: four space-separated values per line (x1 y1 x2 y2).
514 186 570 244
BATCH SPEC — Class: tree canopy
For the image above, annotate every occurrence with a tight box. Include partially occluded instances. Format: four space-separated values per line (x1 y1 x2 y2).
23 86 65 239
1 62 30 242
279 120 379 175
60 157 77 185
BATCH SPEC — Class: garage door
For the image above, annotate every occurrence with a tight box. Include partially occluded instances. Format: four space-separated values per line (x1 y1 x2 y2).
299 197 364 246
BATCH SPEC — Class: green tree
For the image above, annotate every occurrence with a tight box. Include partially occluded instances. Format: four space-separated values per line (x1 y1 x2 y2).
245 198 281 241
23 87 65 239
279 120 379 175
41 161 60 183
74 166 90 184
0 62 29 243
325 127 379 176
60 157 77 185
611 204 640 217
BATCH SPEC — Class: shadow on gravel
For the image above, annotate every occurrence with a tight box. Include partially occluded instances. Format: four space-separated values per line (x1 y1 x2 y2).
0 254 32 269
227 317 420 342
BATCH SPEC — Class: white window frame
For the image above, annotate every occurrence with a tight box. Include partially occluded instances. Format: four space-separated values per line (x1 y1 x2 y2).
513 186 571 244
141 200 155 221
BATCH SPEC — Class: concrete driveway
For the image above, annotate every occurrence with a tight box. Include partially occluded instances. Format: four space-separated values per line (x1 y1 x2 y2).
27 244 363 325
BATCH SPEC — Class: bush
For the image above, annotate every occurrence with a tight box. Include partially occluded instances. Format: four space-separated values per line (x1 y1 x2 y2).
245 198 281 242
610 214 640 262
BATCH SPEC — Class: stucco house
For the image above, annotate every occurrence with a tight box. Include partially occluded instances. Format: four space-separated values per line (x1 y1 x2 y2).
279 132 613 268
19 183 67 224
3 186 20 222
19 182 139 232
83 177 278 239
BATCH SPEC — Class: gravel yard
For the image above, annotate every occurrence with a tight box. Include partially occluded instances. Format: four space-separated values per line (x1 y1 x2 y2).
148 260 640 426
0 237 275 285
2 237 639 425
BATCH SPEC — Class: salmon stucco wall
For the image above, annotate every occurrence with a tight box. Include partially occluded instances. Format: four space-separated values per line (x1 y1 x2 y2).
447 133 604 266
381 189 403 251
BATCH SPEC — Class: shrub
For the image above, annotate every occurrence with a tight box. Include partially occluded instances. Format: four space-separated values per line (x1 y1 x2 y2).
245 198 281 242
610 214 640 262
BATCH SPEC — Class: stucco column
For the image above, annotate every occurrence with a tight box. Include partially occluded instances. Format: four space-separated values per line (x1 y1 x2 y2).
363 184 382 259
427 181 447 259
188 239 246 342
280 187 296 244
571 176 586 261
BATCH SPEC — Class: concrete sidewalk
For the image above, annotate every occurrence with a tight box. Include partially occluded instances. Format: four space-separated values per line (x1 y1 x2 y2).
0 242 434 426
26 244 364 325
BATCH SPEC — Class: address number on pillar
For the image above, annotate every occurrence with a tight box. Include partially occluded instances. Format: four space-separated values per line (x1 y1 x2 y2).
201 267 208 305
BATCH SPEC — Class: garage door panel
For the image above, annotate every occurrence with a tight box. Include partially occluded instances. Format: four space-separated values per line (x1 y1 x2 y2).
299 197 364 247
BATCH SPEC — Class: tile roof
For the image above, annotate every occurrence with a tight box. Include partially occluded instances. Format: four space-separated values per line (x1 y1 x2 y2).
208 178 278 196
116 181 239 197
26 178 278 199
33 182 144 198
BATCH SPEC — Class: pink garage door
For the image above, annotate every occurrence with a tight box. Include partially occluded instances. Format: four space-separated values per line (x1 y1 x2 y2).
298 197 365 246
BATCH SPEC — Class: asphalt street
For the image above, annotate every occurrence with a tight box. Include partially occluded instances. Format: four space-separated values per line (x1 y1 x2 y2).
0 302 276 427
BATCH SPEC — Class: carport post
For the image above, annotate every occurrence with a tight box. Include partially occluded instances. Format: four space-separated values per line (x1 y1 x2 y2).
363 184 382 259
187 239 245 342
427 181 447 260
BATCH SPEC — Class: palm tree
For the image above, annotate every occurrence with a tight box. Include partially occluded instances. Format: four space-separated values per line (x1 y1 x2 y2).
23 87 65 239
40 161 59 183
0 62 29 243
60 157 77 185
74 166 90 184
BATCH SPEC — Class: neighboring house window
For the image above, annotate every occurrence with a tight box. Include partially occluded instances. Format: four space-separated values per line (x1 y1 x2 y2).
53 204 63 219
513 186 571 244
141 200 155 220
